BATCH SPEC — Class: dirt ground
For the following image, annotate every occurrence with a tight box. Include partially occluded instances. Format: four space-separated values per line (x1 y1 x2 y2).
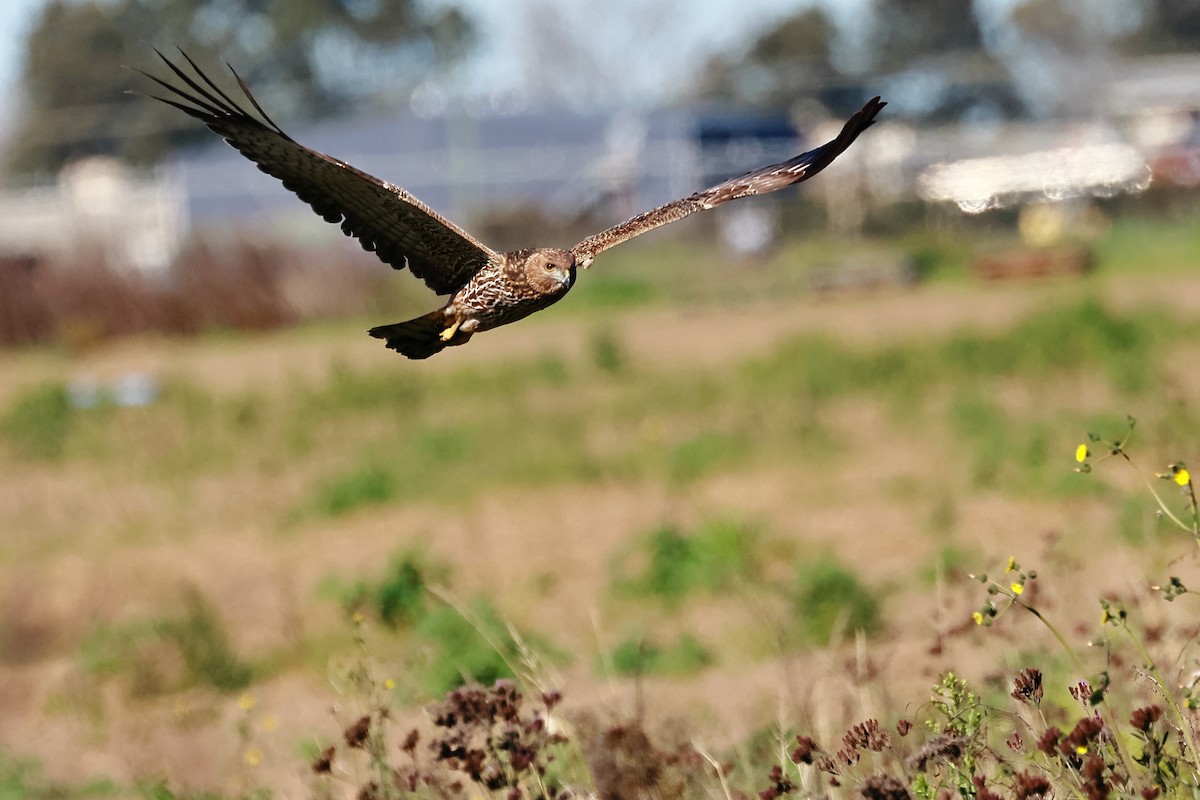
2 271 1199 795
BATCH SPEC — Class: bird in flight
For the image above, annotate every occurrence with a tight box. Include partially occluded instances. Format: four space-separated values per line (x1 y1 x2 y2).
141 52 885 359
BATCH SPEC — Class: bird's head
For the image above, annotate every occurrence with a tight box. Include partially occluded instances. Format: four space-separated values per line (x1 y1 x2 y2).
523 248 576 294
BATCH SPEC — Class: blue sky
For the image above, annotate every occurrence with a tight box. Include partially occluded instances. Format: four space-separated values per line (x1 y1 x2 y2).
0 0 42 107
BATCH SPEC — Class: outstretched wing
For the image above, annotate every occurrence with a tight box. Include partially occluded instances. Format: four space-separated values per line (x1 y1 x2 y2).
139 51 501 296
570 96 886 267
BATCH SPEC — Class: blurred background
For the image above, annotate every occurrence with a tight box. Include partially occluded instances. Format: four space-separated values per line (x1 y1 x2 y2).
1 0 1199 796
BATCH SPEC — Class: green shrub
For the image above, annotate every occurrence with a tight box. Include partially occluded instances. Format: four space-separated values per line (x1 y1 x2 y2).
589 328 625 374
373 556 427 629
155 591 253 693
0 382 73 459
415 599 517 696
613 519 759 606
313 458 398 516
78 590 252 696
667 432 744 483
320 550 440 630
608 631 712 677
792 557 880 644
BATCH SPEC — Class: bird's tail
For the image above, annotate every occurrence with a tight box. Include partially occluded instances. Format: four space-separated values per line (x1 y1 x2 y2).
368 311 472 360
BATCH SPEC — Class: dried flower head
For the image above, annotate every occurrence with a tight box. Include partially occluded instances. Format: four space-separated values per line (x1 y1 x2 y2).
311 745 335 774
791 735 819 764
816 755 840 775
1081 754 1109 800
1129 705 1163 732
1013 771 1051 800
972 775 1004 800
1036 727 1062 758
758 763 796 800
1011 668 1044 706
344 716 371 749
1064 715 1104 756
844 719 891 752
858 774 911 800
908 734 966 772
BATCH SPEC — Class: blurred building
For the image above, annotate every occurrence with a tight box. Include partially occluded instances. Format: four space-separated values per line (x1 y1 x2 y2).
0 157 185 273
1 53 1199 275
170 105 809 242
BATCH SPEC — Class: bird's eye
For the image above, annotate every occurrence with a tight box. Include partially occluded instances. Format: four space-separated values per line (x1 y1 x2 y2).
544 261 557 271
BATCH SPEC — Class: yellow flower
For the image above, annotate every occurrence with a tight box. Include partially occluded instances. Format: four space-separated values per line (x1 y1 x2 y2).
243 746 263 767
384 678 396 691
1005 556 1016 574
1075 744 1088 755
261 714 278 732
1075 444 1089 463
1175 468 1191 487
1011 582 1024 595
972 611 984 625
237 693 256 711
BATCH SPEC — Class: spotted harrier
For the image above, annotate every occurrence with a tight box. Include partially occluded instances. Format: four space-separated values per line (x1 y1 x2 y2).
142 52 885 359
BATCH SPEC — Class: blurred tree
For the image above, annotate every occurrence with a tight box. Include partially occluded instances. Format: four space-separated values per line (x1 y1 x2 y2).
697 8 838 108
868 0 1021 121
697 0 1019 121
1116 0 1200 54
870 0 988 73
1001 0 1148 116
512 0 690 108
7 0 475 177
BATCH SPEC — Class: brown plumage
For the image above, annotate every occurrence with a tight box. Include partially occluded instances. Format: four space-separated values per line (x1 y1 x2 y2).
140 51 885 359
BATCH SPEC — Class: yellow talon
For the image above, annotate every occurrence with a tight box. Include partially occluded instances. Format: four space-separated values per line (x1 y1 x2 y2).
439 320 461 342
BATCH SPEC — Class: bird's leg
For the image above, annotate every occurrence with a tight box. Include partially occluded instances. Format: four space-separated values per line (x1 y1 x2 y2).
439 319 462 342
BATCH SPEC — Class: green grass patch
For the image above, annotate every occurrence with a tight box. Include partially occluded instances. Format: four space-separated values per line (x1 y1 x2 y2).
0 382 73 460
607 631 712 677
1093 210 1200 274
920 544 975 586
414 599 527 696
611 519 761 607
667 432 745 483
79 589 253 697
746 299 1171 405
791 556 880 645
0 752 120 799
312 457 400 516
322 549 443 629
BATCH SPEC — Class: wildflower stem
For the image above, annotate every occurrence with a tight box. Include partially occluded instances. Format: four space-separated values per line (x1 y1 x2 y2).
1116 451 1194 535
1120 622 1200 782
1014 599 1136 778
694 743 736 800
1015 601 1084 672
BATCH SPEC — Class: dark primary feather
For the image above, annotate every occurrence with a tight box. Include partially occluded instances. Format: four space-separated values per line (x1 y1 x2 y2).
139 50 501 296
571 96 886 266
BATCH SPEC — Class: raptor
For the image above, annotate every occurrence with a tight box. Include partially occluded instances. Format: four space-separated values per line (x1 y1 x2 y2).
142 52 885 359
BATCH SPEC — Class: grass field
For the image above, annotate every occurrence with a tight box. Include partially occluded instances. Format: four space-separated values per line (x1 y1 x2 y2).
2 210 1200 798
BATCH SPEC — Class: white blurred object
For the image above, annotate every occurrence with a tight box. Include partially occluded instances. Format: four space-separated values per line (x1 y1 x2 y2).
112 373 159 407
917 142 1151 213
66 372 160 409
719 204 777 257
